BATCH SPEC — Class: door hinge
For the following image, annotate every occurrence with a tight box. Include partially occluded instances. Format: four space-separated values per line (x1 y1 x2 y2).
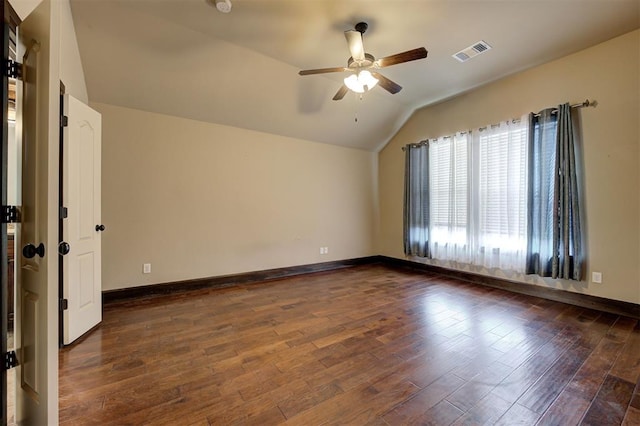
60 115 68 127
4 351 18 370
60 298 68 311
5 59 22 80
60 206 68 219
1 205 19 223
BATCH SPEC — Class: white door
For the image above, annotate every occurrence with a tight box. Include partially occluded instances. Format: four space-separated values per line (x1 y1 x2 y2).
16 19 49 425
62 94 102 345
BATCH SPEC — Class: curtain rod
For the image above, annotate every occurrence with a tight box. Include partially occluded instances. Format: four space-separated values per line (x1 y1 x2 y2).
533 99 596 117
402 99 596 151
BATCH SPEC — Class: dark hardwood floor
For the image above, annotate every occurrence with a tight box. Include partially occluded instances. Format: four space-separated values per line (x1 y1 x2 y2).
59 264 640 425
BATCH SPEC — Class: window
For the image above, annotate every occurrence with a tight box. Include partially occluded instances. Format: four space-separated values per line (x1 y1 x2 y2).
405 104 583 280
472 120 528 270
405 117 528 272
429 133 469 262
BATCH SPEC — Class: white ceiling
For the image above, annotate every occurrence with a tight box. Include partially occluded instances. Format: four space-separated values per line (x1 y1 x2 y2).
71 0 639 151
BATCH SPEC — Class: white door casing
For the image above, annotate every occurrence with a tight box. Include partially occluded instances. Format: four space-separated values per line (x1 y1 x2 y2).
62 94 102 345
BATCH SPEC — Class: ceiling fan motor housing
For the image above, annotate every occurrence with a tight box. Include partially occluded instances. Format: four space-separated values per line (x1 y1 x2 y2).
348 53 375 69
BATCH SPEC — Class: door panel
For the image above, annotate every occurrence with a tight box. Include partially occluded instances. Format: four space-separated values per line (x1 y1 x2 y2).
16 1 52 422
18 36 43 409
62 94 101 345
19 290 37 400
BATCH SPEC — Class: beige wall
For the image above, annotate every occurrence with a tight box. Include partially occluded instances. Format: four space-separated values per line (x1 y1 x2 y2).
95 103 376 290
9 0 42 20
378 30 640 304
60 0 88 103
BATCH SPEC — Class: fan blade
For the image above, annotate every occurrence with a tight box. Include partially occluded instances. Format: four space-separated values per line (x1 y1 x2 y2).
332 85 349 101
299 67 348 76
371 72 402 94
376 47 428 68
345 30 365 61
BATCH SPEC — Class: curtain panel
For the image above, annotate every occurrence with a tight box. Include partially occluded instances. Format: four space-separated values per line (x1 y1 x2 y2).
403 143 431 258
526 103 584 280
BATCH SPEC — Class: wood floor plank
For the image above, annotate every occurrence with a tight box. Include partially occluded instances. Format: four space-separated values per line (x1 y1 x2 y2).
494 403 541 425
610 321 640 383
516 343 591 414
446 361 514 412
536 391 591 426
58 264 640 425
623 406 640 426
490 326 579 404
537 326 627 425
381 373 466 424
623 385 640 425
415 399 464 425
451 392 512 425
581 374 636 426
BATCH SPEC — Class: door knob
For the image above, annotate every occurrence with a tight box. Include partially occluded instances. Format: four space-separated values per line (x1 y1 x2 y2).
23 243 45 259
58 241 71 256
95 224 105 232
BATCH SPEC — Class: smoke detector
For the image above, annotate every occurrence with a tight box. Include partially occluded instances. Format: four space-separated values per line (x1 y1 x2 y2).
213 0 232 13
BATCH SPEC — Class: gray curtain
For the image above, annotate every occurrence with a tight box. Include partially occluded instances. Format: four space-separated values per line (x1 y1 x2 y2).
403 143 431 258
526 103 583 280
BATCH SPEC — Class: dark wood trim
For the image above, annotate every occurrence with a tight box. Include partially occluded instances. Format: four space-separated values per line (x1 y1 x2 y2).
58 81 65 348
380 256 640 320
3 1 20 30
0 6 9 426
103 256 381 303
103 255 639 320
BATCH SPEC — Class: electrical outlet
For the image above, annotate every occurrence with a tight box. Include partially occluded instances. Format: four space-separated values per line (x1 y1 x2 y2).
319 247 329 255
143 263 151 274
591 271 602 283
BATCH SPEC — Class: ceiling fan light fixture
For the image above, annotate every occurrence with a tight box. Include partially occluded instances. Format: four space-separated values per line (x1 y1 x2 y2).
344 70 379 93
298 22 426 100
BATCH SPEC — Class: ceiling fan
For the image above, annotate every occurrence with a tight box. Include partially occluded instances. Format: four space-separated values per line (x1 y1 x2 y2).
299 22 428 101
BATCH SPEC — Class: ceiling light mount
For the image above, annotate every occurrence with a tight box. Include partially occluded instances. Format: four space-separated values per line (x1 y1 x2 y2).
213 0 232 13
354 22 368 34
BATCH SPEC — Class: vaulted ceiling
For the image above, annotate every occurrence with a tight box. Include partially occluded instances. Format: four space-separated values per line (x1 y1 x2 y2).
71 0 639 151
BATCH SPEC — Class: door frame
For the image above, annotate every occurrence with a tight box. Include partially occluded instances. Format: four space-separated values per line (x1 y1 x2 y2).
1 1 21 424
0 0 21 424
58 81 64 348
